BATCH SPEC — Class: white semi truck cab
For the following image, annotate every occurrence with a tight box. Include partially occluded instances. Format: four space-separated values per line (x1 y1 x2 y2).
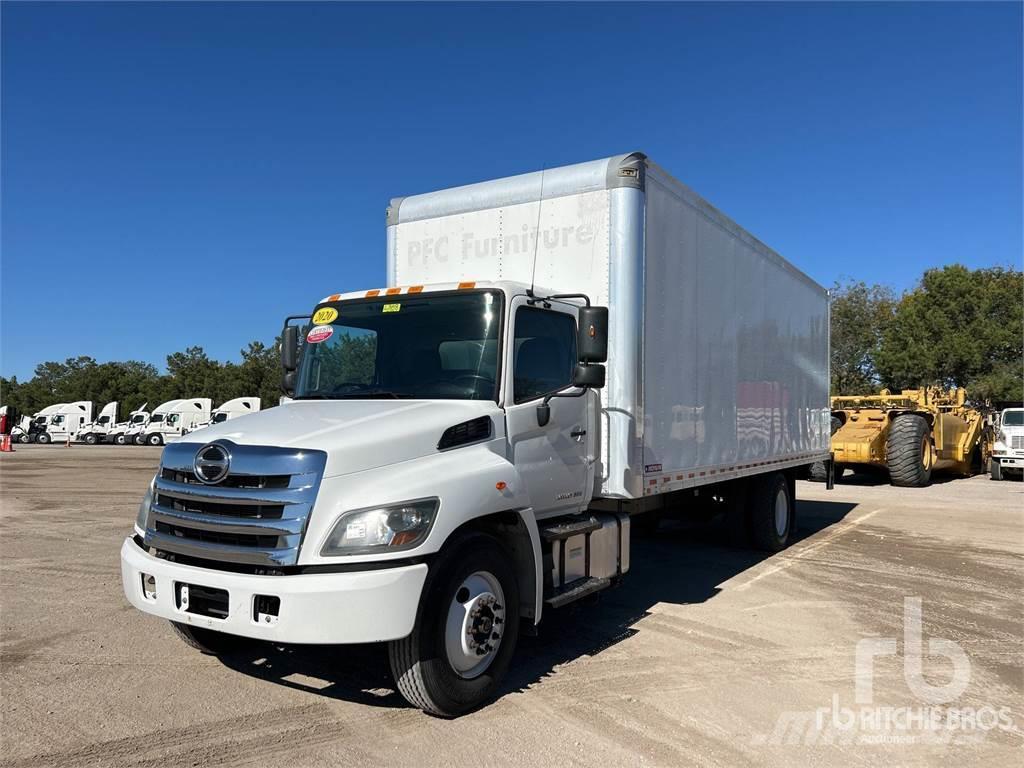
990 408 1024 480
12 404 63 443
142 399 212 445
115 405 151 445
79 401 118 444
39 401 93 444
122 153 831 717
184 397 261 435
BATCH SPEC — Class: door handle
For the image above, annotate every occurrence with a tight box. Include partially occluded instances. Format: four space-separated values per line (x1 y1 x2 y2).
571 429 587 438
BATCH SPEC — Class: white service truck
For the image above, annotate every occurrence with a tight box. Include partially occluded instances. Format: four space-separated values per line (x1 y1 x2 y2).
989 407 1024 480
141 398 212 446
184 397 261 435
112 404 150 445
121 153 831 716
39 401 93 444
78 401 119 444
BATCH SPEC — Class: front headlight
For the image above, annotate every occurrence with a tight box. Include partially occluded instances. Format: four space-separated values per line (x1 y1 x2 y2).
135 478 155 531
320 498 438 556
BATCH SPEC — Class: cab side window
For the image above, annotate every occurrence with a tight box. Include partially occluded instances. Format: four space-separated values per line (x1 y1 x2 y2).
513 308 577 403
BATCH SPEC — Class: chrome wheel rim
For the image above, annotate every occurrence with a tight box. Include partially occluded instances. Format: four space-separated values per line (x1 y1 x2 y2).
445 570 506 679
774 486 789 538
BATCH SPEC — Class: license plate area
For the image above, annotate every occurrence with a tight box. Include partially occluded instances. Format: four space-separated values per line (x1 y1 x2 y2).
176 582 229 619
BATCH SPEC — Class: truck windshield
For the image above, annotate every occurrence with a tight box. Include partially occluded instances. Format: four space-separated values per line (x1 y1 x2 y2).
151 414 164 424
295 291 502 401
1003 411 1024 426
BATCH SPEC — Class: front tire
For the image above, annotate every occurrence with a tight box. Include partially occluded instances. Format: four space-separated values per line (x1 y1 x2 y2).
36 433 51 445
887 415 933 487
84 433 98 445
18 433 31 444
388 533 520 717
170 622 253 655
114 434 126 445
748 472 793 552
989 458 1003 481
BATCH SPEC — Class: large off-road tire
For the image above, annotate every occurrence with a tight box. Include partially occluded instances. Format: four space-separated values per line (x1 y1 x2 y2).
748 472 793 552
170 622 253 655
36 432 51 445
388 533 520 718
989 458 1003 481
886 415 933 487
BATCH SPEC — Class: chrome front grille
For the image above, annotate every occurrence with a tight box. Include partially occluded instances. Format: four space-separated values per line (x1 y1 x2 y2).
1012 436 1024 451
143 440 327 567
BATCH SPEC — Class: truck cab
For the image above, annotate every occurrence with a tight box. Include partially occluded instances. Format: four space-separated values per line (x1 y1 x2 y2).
990 408 1024 480
79 401 118 444
143 399 212 445
184 397 261 435
40 401 93 444
116 406 151 445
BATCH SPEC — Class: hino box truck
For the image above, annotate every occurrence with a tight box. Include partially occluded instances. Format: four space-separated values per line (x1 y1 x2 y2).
121 153 831 717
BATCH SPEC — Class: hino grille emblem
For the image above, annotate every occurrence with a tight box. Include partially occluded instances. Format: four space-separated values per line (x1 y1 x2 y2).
194 443 231 484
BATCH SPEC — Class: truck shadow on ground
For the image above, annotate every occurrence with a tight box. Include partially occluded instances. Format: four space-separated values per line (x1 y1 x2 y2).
215 497 858 710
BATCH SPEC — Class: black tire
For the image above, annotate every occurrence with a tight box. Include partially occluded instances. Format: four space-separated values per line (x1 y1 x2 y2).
132 434 144 445
170 622 253 655
748 472 793 552
146 433 163 446
886 415 933 487
989 458 1003 481
388 533 520 718
84 433 98 445
36 433 51 445
18 433 31 444
114 434 126 445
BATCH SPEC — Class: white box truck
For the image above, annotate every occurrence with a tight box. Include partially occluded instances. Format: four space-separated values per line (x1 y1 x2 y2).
78 401 118 444
122 153 831 716
141 398 212 446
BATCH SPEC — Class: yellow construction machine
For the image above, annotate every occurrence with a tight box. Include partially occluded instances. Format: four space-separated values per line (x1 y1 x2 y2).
828 387 987 487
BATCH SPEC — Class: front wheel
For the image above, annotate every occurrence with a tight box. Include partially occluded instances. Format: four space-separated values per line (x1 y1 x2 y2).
18 433 31 444
114 434 126 445
887 415 933 487
388 533 520 717
84 433 98 445
36 433 51 445
146 433 163 446
989 458 1003 481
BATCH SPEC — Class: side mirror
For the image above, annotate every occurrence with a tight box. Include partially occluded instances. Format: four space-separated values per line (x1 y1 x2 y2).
281 326 299 372
578 306 608 363
573 363 605 389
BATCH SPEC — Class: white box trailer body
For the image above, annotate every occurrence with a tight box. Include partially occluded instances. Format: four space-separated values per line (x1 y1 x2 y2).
387 152 831 499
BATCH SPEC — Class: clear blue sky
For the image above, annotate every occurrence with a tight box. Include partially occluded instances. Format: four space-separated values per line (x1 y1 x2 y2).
2 1 1021 380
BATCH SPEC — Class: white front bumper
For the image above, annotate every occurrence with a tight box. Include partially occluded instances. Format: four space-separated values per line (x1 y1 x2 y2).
120 538 427 644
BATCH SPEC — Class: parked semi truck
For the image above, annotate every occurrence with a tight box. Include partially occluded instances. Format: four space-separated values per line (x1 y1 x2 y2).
142 398 212 445
111 404 150 445
184 397 261 435
78 401 119 444
121 153 831 716
39 401 93 444
989 407 1024 480
11 403 65 443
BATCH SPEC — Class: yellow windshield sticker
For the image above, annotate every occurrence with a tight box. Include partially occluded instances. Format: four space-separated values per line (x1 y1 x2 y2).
382 303 401 313
312 307 338 325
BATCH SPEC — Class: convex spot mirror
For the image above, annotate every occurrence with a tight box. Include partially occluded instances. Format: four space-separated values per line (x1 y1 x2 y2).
578 306 608 364
573 363 605 389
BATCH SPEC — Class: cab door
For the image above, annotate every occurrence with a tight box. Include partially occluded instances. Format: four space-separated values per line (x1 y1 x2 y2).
503 296 593 516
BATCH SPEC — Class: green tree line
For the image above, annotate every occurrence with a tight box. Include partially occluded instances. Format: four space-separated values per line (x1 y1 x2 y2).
2 264 1021 418
0 342 282 420
830 264 1022 402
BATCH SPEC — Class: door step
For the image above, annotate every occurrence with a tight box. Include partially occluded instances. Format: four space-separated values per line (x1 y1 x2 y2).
544 576 611 609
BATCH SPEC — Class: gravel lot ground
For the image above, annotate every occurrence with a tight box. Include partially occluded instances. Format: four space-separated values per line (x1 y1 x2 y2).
1 445 1021 767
